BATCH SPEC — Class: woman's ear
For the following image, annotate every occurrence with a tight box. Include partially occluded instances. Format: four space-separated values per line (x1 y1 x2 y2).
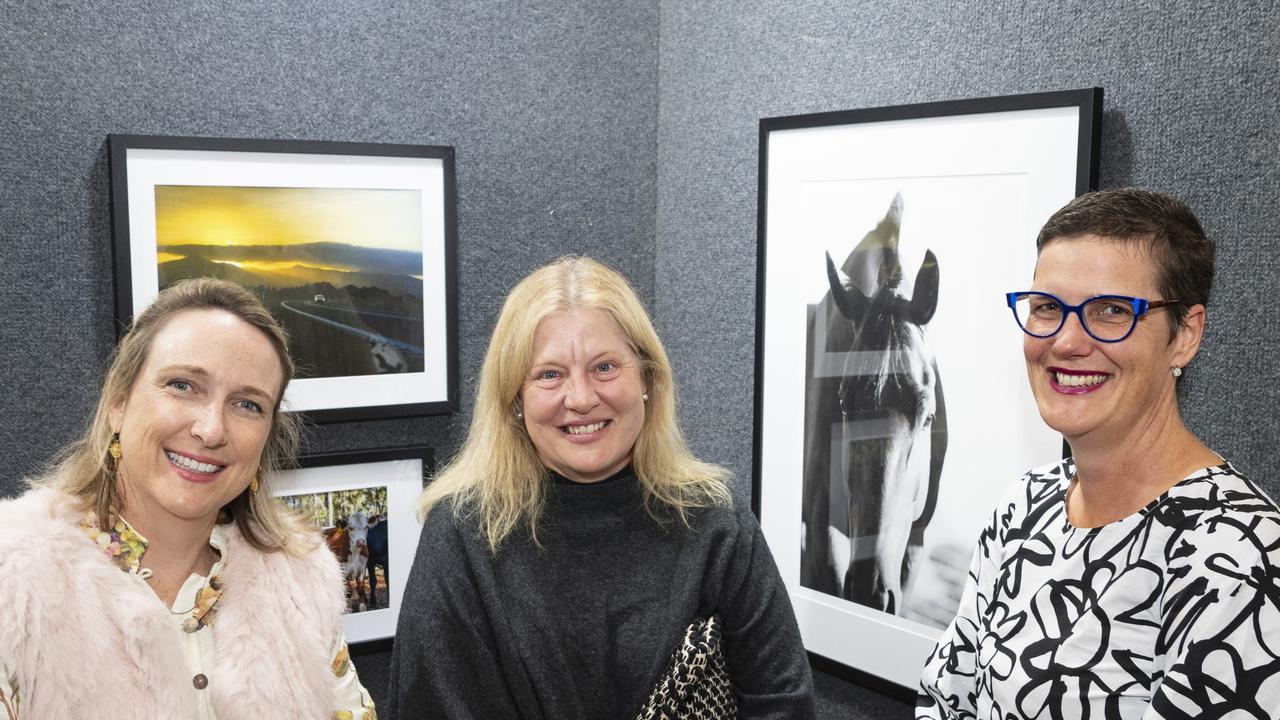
1172 304 1207 367
108 396 126 434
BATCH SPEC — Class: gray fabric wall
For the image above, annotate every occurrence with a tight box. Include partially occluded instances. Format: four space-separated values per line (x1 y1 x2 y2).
0 0 657 713
657 0 1278 505
3 1 1276 717
656 2 1277 714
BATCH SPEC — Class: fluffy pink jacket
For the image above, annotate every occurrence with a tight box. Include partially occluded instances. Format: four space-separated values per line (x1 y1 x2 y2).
0 488 348 718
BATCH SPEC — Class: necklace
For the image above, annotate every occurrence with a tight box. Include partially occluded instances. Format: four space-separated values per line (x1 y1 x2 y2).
172 573 225 633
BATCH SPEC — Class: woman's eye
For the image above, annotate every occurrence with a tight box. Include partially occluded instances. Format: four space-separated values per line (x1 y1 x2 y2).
538 370 560 381
923 413 936 428
167 379 192 392
596 362 615 373
235 399 264 414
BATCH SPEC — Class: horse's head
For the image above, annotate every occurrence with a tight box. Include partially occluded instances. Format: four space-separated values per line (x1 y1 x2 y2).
824 195 942 614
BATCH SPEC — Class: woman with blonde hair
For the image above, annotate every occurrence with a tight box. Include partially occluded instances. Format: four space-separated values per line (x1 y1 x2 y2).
389 256 813 719
0 278 374 719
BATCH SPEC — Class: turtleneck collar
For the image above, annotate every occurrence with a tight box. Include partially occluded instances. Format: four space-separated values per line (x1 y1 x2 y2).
546 464 636 487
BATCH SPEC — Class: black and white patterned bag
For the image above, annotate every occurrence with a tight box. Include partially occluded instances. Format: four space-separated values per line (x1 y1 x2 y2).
635 615 739 720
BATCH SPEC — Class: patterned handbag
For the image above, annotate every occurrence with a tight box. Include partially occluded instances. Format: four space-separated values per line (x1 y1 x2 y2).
635 615 740 720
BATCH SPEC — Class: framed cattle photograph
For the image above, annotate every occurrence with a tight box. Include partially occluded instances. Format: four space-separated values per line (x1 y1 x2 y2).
269 446 433 651
108 134 458 422
753 89 1102 693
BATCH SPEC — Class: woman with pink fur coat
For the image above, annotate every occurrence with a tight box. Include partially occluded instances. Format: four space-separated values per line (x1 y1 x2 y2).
0 279 374 719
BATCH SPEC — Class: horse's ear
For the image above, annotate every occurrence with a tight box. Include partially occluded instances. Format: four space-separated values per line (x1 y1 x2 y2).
827 251 869 321
910 249 940 325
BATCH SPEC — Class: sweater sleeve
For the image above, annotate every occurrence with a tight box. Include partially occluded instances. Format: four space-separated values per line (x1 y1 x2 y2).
717 507 816 719
386 505 525 719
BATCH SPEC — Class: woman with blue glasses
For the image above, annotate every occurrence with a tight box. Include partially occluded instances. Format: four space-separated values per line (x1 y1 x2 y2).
918 189 1280 718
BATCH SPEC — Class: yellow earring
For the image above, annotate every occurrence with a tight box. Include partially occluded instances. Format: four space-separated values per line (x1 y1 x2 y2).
108 433 122 468
250 469 261 494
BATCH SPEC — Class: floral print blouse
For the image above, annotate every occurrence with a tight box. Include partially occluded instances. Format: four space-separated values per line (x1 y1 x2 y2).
917 460 1280 719
0 515 376 720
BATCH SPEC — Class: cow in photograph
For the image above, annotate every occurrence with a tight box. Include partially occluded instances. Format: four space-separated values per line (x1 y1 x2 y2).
343 511 372 612
800 193 947 615
366 515 389 609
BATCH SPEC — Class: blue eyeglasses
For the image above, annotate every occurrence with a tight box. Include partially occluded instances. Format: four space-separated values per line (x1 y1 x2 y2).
1006 291 1181 343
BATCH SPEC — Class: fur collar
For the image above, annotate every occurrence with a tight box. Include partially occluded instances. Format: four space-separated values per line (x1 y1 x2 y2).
0 488 346 718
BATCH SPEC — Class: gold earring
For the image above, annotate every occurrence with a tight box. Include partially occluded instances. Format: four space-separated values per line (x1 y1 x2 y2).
250 469 261 494
108 433 122 468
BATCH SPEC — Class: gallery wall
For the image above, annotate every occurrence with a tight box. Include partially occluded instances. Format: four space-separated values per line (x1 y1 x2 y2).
0 0 657 711
3 1 1277 717
656 1 1277 713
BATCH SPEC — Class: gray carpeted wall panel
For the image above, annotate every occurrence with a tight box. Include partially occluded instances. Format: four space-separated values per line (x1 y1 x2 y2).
656 0 1279 503
0 0 657 488
0 0 656 712
656 3 1276 715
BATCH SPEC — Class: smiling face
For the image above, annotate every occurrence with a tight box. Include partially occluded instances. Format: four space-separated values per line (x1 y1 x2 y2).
1024 235 1202 445
109 308 284 531
520 308 647 483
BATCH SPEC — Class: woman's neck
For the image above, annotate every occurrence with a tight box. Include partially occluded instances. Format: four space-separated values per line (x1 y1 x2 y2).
1067 412 1218 528
119 511 218 607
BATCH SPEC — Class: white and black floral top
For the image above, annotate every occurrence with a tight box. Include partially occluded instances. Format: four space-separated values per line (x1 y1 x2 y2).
917 459 1280 719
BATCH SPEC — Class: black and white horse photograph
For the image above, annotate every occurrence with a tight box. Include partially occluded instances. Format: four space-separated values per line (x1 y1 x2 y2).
787 187 1063 629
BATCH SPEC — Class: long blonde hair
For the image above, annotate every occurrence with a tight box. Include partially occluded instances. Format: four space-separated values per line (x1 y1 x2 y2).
418 256 731 550
35 278 309 553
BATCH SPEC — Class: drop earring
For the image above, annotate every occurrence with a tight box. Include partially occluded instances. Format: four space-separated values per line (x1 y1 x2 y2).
108 433 122 469
250 469 260 494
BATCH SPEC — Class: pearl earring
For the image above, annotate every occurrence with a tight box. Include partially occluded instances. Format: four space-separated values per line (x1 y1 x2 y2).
642 393 649 403
1172 366 1183 378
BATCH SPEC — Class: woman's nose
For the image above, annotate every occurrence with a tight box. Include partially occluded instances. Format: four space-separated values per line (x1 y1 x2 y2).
1051 311 1095 356
563 374 600 413
190 403 228 447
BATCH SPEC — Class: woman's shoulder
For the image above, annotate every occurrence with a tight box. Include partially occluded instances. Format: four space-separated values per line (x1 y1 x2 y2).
0 487 79 546
997 458 1073 513
1165 462 1280 544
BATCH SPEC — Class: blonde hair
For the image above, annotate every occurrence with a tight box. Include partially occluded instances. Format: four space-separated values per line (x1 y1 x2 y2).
418 256 731 550
36 278 309 553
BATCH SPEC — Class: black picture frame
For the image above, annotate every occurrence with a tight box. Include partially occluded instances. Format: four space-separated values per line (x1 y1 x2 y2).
268 445 434 653
753 89 1102 691
108 134 459 423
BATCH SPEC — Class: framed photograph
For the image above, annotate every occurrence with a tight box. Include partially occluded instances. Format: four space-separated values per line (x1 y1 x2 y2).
753 89 1102 692
268 446 433 650
108 135 458 422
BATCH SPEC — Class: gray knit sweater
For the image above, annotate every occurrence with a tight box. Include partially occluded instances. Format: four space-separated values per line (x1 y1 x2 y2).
387 467 815 719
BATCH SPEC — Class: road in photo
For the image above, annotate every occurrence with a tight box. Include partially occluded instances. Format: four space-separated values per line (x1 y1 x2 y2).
155 185 426 378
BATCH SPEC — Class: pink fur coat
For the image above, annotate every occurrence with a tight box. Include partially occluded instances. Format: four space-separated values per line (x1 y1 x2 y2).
0 488 348 718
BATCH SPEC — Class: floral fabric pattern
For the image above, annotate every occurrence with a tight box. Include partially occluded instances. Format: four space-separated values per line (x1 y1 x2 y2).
917 460 1280 719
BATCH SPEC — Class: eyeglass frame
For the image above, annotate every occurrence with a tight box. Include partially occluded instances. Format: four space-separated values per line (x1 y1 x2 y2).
1004 291 1182 343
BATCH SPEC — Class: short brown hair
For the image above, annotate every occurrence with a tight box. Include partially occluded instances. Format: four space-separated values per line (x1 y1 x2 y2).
1036 188 1215 337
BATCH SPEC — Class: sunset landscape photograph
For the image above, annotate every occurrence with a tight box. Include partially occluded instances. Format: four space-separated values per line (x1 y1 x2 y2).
155 185 426 379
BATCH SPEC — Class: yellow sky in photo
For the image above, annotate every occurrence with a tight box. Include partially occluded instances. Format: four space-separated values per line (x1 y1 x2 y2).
155 185 423 252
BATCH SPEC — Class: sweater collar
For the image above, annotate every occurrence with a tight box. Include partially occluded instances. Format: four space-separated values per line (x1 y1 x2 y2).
546 464 637 487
